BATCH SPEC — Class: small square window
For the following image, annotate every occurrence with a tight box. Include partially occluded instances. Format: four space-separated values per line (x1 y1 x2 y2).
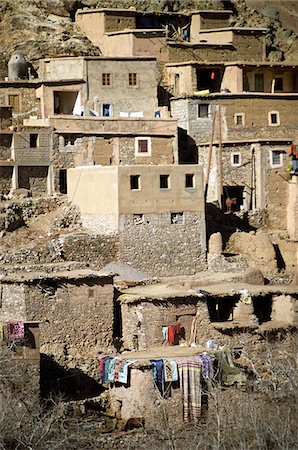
171 212 184 224
128 73 138 86
231 153 241 167
130 175 140 190
103 104 112 117
0 134 12 148
269 111 280 126
160 175 169 189
274 77 283 91
102 73 111 86
270 150 283 168
135 137 151 156
30 134 38 147
234 113 244 126
185 174 194 188
198 104 209 118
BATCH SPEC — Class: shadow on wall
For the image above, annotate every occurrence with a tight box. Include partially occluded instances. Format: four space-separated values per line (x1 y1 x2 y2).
40 354 104 402
178 128 198 164
206 202 257 251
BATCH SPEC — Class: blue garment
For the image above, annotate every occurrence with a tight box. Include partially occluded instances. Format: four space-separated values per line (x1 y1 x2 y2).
150 359 165 394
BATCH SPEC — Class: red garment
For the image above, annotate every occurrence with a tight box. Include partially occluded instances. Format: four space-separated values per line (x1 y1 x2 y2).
289 144 298 157
173 322 181 334
168 326 175 345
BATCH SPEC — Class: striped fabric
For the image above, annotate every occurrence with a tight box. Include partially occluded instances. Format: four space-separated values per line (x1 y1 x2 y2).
176 356 202 422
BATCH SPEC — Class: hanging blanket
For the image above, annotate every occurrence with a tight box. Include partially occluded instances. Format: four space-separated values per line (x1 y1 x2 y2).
164 359 178 382
150 359 165 394
7 321 24 340
198 353 214 379
176 356 202 422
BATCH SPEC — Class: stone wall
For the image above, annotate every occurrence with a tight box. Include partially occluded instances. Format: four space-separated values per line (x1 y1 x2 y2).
0 84 41 125
118 136 175 165
0 166 13 195
18 166 48 194
25 276 114 357
119 211 207 277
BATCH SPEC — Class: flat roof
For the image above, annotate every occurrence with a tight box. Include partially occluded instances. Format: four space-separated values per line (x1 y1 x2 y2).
0 269 113 283
171 92 298 100
198 27 268 33
166 61 298 68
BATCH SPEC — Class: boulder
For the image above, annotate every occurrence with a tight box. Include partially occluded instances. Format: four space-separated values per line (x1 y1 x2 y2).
242 267 264 285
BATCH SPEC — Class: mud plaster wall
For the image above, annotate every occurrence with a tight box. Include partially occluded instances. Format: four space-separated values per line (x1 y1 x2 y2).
0 283 27 321
25 277 114 357
119 211 207 278
121 299 209 350
109 366 182 430
0 166 13 195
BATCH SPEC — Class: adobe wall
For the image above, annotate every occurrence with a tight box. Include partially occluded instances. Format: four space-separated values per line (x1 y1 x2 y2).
119 211 207 277
121 297 209 350
287 178 298 241
0 283 27 321
118 136 175 165
25 277 114 357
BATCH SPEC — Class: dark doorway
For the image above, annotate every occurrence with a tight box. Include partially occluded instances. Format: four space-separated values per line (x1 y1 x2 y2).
224 186 245 212
59 169 67 194
197 69 222 93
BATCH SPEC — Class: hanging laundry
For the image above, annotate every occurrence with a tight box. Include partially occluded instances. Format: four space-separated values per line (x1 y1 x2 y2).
150 359 165 394
168 326 175 345
117 360 137 384
176 356 202 422
198 353 214 379
162 326 168 344
7 321 24 340
99 356 113 383
164 359 178 382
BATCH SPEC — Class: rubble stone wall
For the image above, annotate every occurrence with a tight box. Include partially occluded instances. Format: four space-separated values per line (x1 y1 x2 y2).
119 211 207 277
118 136 175 165
0 166 13 195
0 86 41 125
18 166 48 195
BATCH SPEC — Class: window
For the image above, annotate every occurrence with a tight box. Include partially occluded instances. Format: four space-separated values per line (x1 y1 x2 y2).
174 73 180 95
274 77 283 91
102 73 111 86
8 94 20 112
255 73 264 92
171 212 184 224
59 169 67 194
234 113 245 126
231 153 241 167
185 174 195 188
128 73 138 86
268 111 280 126
160 174 169 189
130 175 140 190
135 137 151 156
270 150 283 168
102 104 112 117
0 134 12 148
198 104 209 118
30 134 38 147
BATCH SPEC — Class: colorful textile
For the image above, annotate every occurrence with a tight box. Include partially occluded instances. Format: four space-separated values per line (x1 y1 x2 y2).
164 359 178 382
114 359 125 382
168 326 175 345
107 358 117 382
7 321 24 340
176 356 202 422
99 356 113 383
198 353 214 379
117 360 137 384
150 359 165 394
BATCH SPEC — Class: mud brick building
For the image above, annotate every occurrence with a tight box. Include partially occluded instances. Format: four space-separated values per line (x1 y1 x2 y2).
0 270 114 357
67 164 206 276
